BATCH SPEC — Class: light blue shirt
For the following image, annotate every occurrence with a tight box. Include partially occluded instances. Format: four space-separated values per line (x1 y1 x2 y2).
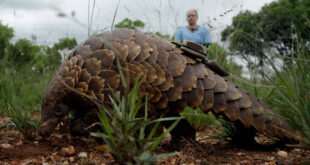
175 26 211 45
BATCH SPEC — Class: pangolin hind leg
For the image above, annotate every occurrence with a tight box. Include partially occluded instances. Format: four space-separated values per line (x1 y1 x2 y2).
224 121 257 146
163 110 196 148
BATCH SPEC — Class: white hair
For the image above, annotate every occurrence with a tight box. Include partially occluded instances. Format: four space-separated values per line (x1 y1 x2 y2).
186 9 198 17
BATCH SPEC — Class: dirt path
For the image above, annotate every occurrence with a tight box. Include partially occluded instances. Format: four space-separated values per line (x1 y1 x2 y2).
1 117 310 164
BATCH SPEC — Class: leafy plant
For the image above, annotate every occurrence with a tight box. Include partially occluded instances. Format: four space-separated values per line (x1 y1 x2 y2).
93 80 181 164
180 107 220 130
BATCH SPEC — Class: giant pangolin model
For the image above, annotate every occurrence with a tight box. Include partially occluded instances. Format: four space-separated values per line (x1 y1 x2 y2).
39 28 301 144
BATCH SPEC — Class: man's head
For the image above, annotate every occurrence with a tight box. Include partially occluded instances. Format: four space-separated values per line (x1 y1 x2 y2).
186 9 198 27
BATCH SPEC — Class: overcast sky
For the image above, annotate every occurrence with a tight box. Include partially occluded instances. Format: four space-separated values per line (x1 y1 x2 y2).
0 0 275 45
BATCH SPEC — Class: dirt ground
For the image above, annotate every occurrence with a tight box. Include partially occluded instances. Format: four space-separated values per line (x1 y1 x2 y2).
1 116 310 165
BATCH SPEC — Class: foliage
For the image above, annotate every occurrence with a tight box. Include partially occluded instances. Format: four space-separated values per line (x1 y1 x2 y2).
2 36 76 70
7 39 40 65
264 47 310 145
93 79 181 164
0 63 53 130
45 37 78 68
0 22 14 59
180 107 220 130
0 24 77 131
115 18 145 29
221 11 264 57
53 37 77 50
221 0 310 144
115 18 172 41
224 43 310 145
222 0 310 70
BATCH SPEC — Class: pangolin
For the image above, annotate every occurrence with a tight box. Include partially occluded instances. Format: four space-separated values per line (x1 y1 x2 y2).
39 28 302 144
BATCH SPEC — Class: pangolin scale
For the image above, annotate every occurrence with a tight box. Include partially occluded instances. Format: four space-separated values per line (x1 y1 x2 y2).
39 28 301 143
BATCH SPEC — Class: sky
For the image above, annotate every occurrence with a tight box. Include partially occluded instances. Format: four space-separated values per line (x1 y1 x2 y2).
0 0 275 45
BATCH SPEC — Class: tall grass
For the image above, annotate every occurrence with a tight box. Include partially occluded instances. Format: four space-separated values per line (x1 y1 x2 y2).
0 62 53 130
265 49 310 145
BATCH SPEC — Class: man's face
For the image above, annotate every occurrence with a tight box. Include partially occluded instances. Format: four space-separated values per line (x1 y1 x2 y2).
187 10 198 26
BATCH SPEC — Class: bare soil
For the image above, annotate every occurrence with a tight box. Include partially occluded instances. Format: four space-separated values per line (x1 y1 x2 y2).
1 116 310 165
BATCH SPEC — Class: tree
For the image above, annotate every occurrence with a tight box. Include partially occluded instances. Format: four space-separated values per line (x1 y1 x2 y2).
46 37 78 68
53 37 77 50
0 22 14 59
115 18 145 29
222 0 310 70
7 39 40 65
115 18 173 40
6 37 77 70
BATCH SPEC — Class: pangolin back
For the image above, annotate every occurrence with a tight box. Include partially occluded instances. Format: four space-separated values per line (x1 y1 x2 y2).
40 28 302 142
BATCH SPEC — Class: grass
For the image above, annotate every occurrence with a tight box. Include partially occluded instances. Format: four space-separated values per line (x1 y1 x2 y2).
0 62 53 131
92 78 181 164
265 50 310 145
229 46 310 145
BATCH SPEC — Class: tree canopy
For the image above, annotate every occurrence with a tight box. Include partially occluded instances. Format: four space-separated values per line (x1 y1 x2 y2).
7 39 40 65
0 22 14 59
0 22 77 70
115 18 145 29
222 0 310 66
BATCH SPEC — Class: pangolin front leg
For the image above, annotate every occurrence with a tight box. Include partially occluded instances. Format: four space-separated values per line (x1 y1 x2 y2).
39 28 302 144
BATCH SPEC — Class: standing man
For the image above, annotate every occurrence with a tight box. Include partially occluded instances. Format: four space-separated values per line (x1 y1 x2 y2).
175 9 212 46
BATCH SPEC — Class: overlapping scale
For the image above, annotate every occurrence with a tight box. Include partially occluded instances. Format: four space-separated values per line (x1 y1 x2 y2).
41 28 302 142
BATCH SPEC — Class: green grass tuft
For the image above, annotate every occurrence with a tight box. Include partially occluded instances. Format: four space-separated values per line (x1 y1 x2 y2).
266 51 310 145
93 79 181 165
0 62 53 131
